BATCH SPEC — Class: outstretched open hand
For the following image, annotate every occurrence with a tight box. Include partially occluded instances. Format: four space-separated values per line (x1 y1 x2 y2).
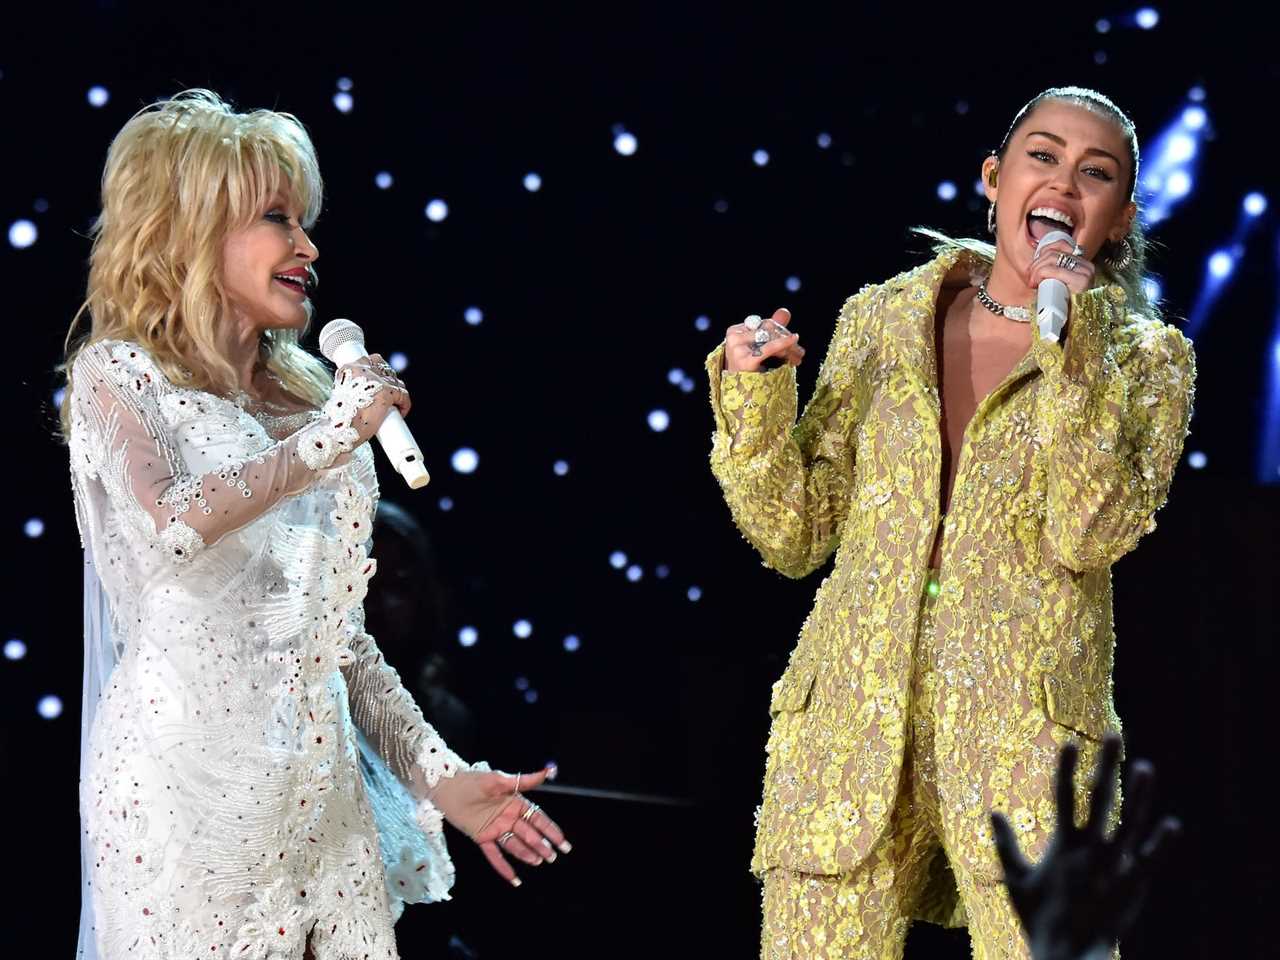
431 765 571 887
990 735 1181 960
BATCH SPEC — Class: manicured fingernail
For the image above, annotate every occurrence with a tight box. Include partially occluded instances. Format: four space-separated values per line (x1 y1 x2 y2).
546 764 558 781
558 841 572 854
545 850 557 863
511 877 522 888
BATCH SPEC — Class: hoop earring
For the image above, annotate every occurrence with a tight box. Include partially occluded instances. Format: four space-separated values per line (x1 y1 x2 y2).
987 202 997 236
1105 237 1133 271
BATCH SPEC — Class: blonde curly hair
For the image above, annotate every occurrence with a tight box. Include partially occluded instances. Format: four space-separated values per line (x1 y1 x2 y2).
55 88 333 443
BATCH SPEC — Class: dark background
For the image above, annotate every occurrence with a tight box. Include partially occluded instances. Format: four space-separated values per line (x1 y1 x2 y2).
1 3 1275 956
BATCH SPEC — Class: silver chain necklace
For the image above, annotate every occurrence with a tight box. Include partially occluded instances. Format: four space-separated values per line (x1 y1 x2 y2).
976 278 1032 324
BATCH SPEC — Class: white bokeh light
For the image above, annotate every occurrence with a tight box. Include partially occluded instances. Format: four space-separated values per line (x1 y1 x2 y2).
1188 85 1206 102
752 149 770 167
687 586 702 602
4 639 26 661
936 181 958 202
1244 192 1267 217
375 171 394 190
1187 451 1207 469
1182 106 1207 131
523 172 542 192
38 695 63 719
667 367 685 386
695 315 711 332
647 409 670 432
609 550 627 570
87 85 109 108
464 306 484 326
9 219 37 249
626 564 643 582
388 352 408 372
458 626 478 647
1166 170 1192 199
563 635 581 652
333 92 354 113
451 448 479 474
613 131 637 156
679 376 695 394
785 276 802 292
337 77 354 92
553 459 569 476
24 518 44 538
425 199 449 222
513 619 533 639
1135 7 1159 29
1209 251 1234 279
1167 133 1197 164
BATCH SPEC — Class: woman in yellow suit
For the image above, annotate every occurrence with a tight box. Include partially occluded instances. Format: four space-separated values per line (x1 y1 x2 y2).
707 87 1195 959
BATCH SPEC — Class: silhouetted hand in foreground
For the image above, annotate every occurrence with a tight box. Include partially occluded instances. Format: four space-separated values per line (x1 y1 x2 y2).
990 735 1182 960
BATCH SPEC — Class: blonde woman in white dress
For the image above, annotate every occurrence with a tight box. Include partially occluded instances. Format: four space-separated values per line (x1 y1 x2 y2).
58 89 570 960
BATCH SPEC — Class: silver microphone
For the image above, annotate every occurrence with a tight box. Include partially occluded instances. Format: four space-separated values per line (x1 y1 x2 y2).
1034 229 1075 343
318 319 430 489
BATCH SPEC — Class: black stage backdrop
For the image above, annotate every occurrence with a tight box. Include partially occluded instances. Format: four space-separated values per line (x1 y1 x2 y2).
2 4 1274 957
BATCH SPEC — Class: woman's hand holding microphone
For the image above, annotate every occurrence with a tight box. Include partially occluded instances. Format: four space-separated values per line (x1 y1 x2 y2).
333 351 412 444
723 307 806 373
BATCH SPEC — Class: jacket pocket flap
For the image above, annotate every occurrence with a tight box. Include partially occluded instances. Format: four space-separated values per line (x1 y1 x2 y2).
770 660 818 715
1041 672 1107 741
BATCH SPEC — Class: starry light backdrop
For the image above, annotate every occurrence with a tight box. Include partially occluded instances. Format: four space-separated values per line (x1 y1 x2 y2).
1 5 1274 958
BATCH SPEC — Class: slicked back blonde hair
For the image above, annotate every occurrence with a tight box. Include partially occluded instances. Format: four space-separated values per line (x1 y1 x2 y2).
915 86 1160 321
55 88 333 442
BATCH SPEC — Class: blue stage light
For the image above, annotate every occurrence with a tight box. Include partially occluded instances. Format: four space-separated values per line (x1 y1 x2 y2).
523 172 542 192
87 85 109 108
937 181 957 202
1208 251 1234 279
563 635 581 652
458 626 478 647
38 695 63 719
1187 451 1207 469
8 220 37 249
513 620 533 639
4 639 26 661
425 199 449 222
1244 193 1267 217
1135 7 1159 29
647 409 670 432
375 171 393 190
609 551 627 569
333 92 353 113
614 131 637 156
753 149 770 167
817 132 832 149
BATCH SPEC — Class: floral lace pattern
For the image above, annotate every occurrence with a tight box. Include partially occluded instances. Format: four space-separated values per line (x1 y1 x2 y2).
69 339 470 959
706 249 1195 941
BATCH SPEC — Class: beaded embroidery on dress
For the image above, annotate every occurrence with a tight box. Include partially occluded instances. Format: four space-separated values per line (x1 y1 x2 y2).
68 339 470 960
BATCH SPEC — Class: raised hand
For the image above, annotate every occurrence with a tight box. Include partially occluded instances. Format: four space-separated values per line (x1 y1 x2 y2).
990 735 1181 960
723 307 805 373
1028 236 1096 298
332 351 411 445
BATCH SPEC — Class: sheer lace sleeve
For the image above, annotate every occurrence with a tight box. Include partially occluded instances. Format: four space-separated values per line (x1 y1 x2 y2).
68 339 376 564
705 287 878 579
1032 286 1196 572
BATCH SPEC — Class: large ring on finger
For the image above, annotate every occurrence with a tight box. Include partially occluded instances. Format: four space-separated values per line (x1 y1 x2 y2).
498 831 515 847
744 314 763 331
1056 253 1079 271
749 343 763 357
521 802 540 822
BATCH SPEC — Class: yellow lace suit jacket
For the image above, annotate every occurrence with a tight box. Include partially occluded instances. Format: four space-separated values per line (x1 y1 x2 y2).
707 249 1195 882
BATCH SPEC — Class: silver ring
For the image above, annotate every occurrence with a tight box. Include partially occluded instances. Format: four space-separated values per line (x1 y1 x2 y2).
1072 243 1084 257
498 831 515 847
1057 253 1079 271
520 802 540 823
744 314 763 331
515 772 522 794
749 343 763 357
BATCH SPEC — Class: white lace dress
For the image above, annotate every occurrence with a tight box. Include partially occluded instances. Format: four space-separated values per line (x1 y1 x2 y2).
68 339 473 960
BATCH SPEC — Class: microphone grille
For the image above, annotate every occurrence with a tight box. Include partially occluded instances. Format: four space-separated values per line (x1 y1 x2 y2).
319 319 365 362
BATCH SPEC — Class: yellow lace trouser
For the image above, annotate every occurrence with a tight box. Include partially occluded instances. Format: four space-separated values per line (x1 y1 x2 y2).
759 572 1110 960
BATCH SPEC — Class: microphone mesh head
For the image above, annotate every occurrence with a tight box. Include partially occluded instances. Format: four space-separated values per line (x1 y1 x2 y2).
319 319 366 362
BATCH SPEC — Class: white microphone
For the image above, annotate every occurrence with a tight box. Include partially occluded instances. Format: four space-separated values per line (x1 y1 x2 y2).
1034 229 1076 344
319 319 430 489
